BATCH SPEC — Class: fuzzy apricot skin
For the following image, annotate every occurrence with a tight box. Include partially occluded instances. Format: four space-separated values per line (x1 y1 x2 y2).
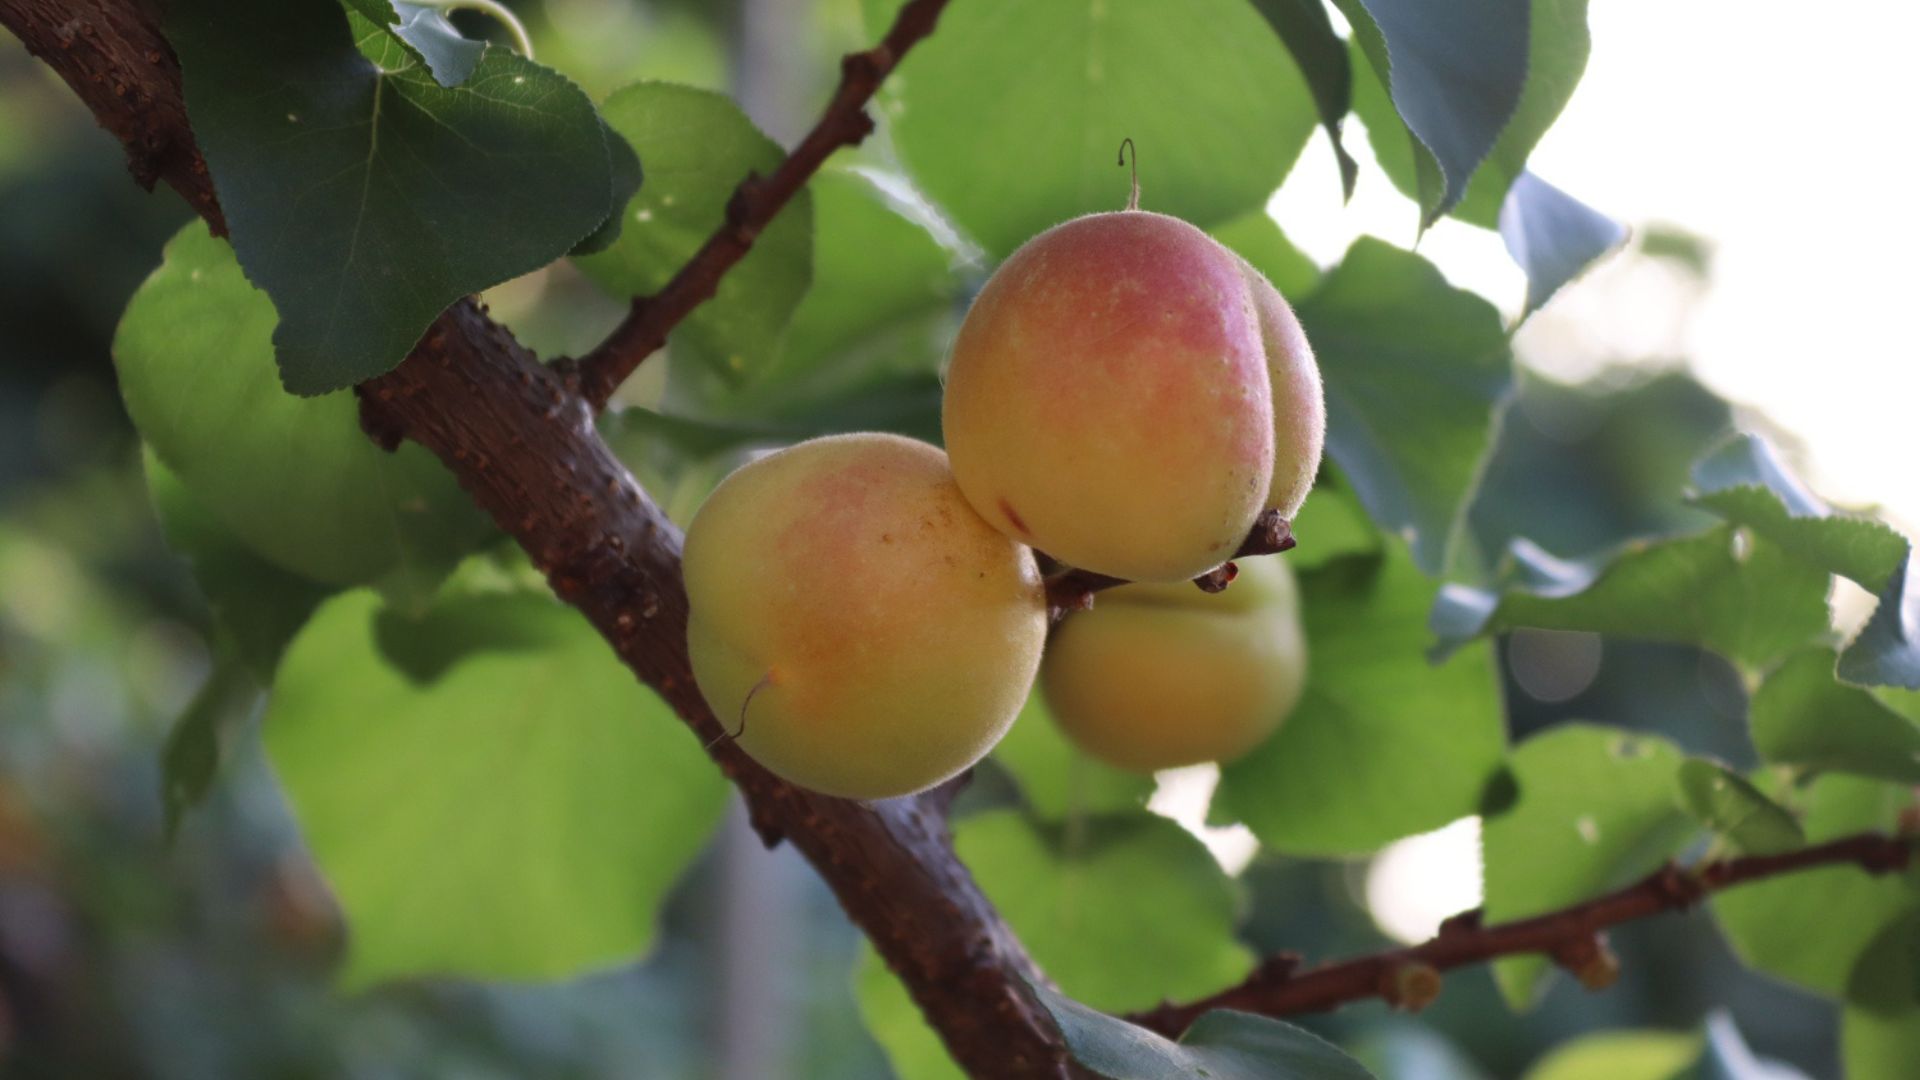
1240 263 1325 518
682 433 1048 800
942 211 1277 583
1040 556 1306 773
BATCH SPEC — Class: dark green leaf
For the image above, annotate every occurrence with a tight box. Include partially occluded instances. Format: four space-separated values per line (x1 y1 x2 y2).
1676 758 1804 856
1843 911 1920 1078
1220 545 1504 856
1430 526 1832 675
1330 0 1530 225
989 692 1155 821
1500 172 1627 317
1341 1 1591 232
265 588 728 985
1482 724 1696 1007
574 82 813 389
1845 1001 1920 1080
1298 237 1512 575
1035 986 1377 1080
116 224 491 600
1749 649 1920 784
1689 434 1920 689
570 118 645 256
955 811 1253 1012
1248 0 1359 198
883 0 1317 258
160 656 261 841
170 0 617 391
1712 774 1915 997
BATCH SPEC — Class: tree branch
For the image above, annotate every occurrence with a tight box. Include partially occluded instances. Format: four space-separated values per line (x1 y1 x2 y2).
0 3 1084 1075
1042 510 1297 621
1127 831 1916 1036
567 0 950 411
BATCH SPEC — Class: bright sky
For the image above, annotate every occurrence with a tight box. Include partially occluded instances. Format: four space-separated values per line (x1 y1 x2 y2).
1271 0 1920 534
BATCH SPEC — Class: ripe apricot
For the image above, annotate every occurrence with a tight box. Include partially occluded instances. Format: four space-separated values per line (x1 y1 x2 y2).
943 210 1321 582
683 433 1047 799
1040 556 1306 772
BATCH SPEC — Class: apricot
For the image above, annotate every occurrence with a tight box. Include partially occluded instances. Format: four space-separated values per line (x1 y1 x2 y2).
1239 261 1325 518
1040 555 1306 772
682 433 1047 799
942 210 1322 582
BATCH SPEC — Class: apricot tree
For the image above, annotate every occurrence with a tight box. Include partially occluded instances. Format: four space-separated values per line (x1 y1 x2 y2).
4 0 1918 1076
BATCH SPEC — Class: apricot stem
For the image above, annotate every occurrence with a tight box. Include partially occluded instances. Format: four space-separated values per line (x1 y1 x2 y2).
1117 137 1140 211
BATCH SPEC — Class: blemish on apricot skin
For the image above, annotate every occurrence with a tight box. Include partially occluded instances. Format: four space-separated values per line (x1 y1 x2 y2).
998 497 1031 537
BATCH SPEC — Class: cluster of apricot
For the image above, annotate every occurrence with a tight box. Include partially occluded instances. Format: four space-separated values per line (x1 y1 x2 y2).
683 205 1325 799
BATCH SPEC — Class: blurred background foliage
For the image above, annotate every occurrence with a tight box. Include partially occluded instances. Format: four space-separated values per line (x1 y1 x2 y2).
0 0 1901 1076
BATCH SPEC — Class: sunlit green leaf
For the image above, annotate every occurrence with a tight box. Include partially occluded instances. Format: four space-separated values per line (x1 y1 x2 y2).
956 811 1253 1012
1220 545 1503 856
1248 0 1358 197
1300 238 1512 574
1520 1030 1702 1080
1711 774 1915 997
1482 724 1696 1008
265 588 727 986
1675 758 1803 856
116 223 490 599
574 82 813 389
990 692 1154 822
1749 649 1920 784
883 0 1317 258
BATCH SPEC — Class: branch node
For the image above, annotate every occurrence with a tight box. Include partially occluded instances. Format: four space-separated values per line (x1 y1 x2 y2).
1380 962 1443 1013
1193 561 1238 593
1437 908 1484 937
1550 933 1621 992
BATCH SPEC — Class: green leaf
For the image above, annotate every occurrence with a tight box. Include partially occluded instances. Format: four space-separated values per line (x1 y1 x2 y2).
169 0 619 391
1521 1030 1703 1080
574 81 813 389
1220 545 1504 856
1034 986 1378 1080
714 167 960 415
1500 172 1627 318
989 692 1155 822
1330 0 1530 226
1845 1001 1920 1080
265 588 727 985
955 811 1253 1012
1688 434 1920 689
1482 724 1697 1008
142 449 336 676
1299 238 1512 575
884 0 1317 259
1749 649 1920 784
854 946 967 1080
1711 773 1915 997
1675 758 1803 856
343 0 485 87
1341 0 1590 232
1430 526 1832 675
160 656 261 841
1248 0 1359 198
116 223 490 599
570 118 645 257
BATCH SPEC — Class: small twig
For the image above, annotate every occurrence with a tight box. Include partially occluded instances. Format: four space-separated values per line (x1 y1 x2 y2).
1043 510 1295 621
1126 831 1915 1036
571 0 951 410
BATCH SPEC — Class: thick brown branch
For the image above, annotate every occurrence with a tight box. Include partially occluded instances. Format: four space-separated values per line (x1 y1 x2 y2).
1043 510 1296 621
1128 831 1916 1036
569 0 950 410
1 3 1081 1075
